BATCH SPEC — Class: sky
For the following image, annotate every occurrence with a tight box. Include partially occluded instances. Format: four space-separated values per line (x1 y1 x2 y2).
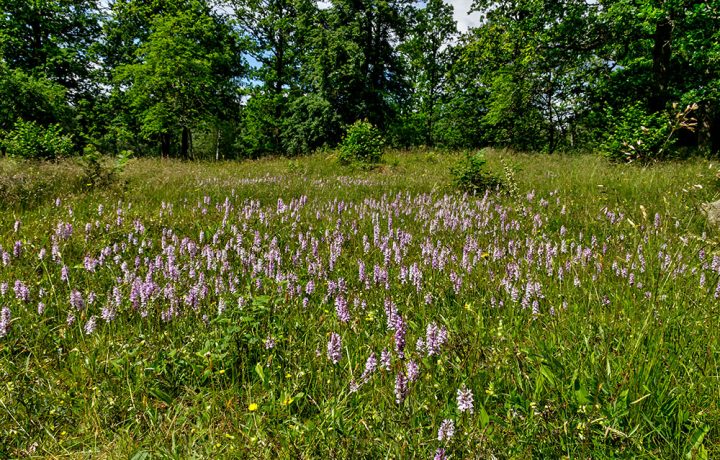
316 0 481 32
448 0 481 32
100 0 481 33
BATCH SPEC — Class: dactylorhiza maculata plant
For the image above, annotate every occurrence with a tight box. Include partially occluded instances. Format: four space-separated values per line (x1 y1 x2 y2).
1 177 719 459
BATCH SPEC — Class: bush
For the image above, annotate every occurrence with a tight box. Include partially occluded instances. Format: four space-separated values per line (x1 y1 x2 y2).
338 120 384 166
77 145 133 189
282 94 342 156
1 120 73 159
450 151 501 193
600 103 697 163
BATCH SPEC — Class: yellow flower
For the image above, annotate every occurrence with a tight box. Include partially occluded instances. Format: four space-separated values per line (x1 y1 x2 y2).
248 403 258 412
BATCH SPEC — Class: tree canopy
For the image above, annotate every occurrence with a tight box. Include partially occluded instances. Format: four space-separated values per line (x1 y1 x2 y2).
1 0 718 159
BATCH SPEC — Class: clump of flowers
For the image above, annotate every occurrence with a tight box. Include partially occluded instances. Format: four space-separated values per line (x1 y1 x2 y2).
457 385 474 414
0 306 10 337
437 419 455 441
394 371 408 404
327 332 342 364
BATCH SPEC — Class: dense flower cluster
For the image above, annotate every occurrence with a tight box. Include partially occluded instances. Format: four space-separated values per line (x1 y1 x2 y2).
0 184 712 459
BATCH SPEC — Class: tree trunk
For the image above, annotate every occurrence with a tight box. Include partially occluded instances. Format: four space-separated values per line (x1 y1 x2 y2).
181 127 190 160
650 17 672 113
160 133 171 158
711 111 720 156
216 129 221 161
547 75 555 153
274 34 285 152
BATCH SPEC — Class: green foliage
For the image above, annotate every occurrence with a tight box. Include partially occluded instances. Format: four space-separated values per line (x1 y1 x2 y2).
601 103 699 163
1 0 719 158
282 94 342 156
450 150 501 192
338 120 384 165
236 91 280 157
0 63 69 131
114 2 243 158
77 145 132 188
0 119 73 159
0 0 100 95
399 0 456 147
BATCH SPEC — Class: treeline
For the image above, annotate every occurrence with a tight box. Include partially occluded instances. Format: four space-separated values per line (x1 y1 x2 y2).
0 0 718 161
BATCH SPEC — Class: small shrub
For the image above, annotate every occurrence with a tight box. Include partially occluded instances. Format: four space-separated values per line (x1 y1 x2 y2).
450 151 501 193
78 145 132 188
500 156 520 199
338 120 384 166
1 120 73 159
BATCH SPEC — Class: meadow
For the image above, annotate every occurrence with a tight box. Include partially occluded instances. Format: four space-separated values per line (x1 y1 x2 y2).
1 149 719 459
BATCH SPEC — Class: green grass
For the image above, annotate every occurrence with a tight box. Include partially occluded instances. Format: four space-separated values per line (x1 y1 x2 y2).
1 149 719 459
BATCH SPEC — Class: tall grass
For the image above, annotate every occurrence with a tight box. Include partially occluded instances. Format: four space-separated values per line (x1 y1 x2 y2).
0 150 718 458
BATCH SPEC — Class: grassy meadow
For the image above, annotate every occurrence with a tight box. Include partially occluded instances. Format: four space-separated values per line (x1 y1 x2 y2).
1 150 720 458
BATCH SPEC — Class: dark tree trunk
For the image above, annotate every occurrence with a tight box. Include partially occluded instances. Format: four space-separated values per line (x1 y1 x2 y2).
711 112 720 156
649 17 672 113
160 133 171 158
547 75 555 154
181 127 190 160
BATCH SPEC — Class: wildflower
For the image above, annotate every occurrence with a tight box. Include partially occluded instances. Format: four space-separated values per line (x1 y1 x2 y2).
349 379 360 393
70 290 84 311
84 316 97 335
457 385 474 414
380 348 391 370
335 295 350 323
0 307 11 337
327 332 342 364
406 360 420 382
437 419 455 441
394 314 407 359
248 403 258 412
425 322 448 356
264 336 276 349
14 280 29 302
361 352 377 382
305 279 315 295
394 371 408 404
433 448 447 460
101 306 116 323
416 337 425 353
61 266 69 282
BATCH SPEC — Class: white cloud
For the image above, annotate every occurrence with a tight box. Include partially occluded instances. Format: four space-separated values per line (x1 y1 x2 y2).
446 0 481 32
317 0 481 33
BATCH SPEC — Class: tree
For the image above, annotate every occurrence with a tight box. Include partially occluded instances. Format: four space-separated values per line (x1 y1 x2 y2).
0 0 101 98
0 60 68 132
463 0 606 152
230 0 312 153
115 1 243 158
400 0 456 146
304 0 414 129
591 0 720 154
